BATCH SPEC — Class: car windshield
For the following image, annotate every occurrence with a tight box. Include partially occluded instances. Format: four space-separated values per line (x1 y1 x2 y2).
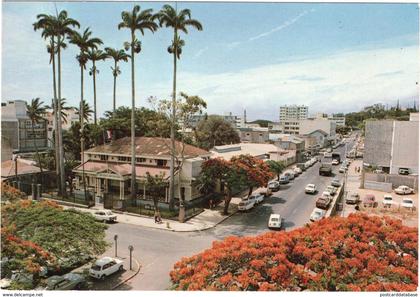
384 197 392 201
104 211 113 215
270 218 279 222
403 200 412 204
314 211 322 216
91 265 101 271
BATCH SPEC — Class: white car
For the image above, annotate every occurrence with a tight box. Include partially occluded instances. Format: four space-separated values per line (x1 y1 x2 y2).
268 214 282 229
238 196 256 211
89 257 123 280
93 210 117 223
250 193 264 205
293 167 302 175
401 198 414 210
268 180 280 191
339 166 347 173
305 184 317 194
331 159 340 165
284 171 295 181
325 186 337 196
394 185 414 195
382 194 393 208
321 191 332 199
310 208 326 222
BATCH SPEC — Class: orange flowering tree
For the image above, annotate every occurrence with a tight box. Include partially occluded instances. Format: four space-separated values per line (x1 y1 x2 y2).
170 213 418 291
231 155 273 196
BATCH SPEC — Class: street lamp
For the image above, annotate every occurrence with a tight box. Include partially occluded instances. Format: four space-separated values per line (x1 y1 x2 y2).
114 234 118 257
128 245 134 270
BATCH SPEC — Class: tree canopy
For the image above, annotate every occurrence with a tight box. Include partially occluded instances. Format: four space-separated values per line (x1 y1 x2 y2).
170 213 418 291
195 115 240 150
1 200 108 286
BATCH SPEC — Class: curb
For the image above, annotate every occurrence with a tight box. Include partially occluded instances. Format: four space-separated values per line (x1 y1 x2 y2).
111 256 141 290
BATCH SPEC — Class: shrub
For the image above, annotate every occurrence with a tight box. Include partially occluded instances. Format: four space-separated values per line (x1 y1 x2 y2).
170 213 417 291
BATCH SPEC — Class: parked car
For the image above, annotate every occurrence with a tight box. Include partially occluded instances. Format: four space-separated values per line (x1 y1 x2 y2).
331 178 341 187
331 159 340 165
382 194 393 208
284 171 295 181
363 194 376 207
305 184 317 194
310 208 326 222
89 257 123 280
394 185 414 195
250 193 264 205
325 186 337 196
304 161 312 168
293 167 302 175
267 214 282 230
321 191 332 199
44 273 86 290
268 181 281 191
400 198 414 210
346 192 360 204
316 196 331 209
339 166 347 173
310 157 317 165
278 175 289 185
238 196 256 211
259 188 272 197
93 210 117 223
398 168 410 175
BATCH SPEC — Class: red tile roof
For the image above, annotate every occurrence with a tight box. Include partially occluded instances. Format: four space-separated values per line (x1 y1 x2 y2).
85 137 209 158
1 159 41 178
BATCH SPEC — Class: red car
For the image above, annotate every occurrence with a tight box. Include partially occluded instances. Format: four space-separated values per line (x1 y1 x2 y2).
363 194 376 207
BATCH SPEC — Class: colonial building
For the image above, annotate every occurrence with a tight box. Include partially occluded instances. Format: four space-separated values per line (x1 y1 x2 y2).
72 137 210 206
238 127 269 143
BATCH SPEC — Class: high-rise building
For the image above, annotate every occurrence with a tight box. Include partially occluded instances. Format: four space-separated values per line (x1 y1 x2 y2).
279 105 308 135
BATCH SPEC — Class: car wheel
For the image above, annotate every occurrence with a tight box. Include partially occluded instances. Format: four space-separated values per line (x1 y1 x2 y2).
119 265 124 272
100 274 106 280
75 283 83 290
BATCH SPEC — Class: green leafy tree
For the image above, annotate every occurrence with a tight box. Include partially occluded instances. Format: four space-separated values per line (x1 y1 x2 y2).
26 98 47 175
118 5 158 200
266 160 285 181
144 172 167 219
156 4 203 213
195 115 240 150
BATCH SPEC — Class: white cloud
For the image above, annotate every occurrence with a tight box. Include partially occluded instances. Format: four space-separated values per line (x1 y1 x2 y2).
193 46 209 59
144 45 418 120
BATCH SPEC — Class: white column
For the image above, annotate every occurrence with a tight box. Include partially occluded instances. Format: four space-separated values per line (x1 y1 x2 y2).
120 181 123 199
143 184 146 200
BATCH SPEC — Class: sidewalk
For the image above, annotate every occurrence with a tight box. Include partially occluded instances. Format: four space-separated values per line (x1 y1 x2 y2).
61 197 241 232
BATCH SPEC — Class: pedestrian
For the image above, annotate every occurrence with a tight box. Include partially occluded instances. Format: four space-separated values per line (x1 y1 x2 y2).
154 213 158 223
209 199 213 209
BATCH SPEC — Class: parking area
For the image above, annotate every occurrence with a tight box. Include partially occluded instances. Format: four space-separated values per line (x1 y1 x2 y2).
342 159 418 227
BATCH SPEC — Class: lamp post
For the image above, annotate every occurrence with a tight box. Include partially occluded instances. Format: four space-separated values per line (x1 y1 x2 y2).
114 234 118 257
128 245 134 270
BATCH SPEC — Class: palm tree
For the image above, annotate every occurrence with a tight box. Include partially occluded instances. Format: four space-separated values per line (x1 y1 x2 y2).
118 5 158 200
54 10 80 197
86 48 107 125
68 28 102 201
46 98 71 124
75 100 93 123
26 98 47 177
33 14 62 193
157 4 202 210
104 47 130 140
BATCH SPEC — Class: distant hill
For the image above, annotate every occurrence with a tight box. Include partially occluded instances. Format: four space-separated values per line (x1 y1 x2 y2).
248 119 273 127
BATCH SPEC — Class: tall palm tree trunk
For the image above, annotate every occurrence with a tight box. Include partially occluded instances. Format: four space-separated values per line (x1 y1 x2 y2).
93 61 97 125
130 31 136 200
80 65 88 201
112 60 117 143
169 29 177 211
57 38 66 197
51 36 61 195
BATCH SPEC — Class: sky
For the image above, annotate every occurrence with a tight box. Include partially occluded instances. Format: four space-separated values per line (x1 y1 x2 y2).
2 1 419 121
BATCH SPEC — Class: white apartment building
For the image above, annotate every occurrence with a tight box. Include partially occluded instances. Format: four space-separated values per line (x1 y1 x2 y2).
45 107 82 147
299 118 337 143
279 105 308 135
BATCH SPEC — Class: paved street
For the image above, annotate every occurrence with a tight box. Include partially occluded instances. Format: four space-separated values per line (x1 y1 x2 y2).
101 139 356 290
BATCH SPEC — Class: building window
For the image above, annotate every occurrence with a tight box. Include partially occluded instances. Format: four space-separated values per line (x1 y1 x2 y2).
100 155 108 161
118 156 131 162
156 159 167 167
136 158 146 163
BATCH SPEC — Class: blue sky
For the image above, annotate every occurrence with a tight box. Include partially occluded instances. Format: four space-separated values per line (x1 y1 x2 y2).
2 2 419 121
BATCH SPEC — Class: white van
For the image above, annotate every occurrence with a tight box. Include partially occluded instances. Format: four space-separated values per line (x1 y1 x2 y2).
238 196 256 211
268 214 282 229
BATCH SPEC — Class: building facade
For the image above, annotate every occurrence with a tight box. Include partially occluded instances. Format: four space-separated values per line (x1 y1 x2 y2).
45 107 81 147
73 137 210 206
1 100 48 162
299 118 336 144
279 105 308 135
364 116 419 174
238 127 269 143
